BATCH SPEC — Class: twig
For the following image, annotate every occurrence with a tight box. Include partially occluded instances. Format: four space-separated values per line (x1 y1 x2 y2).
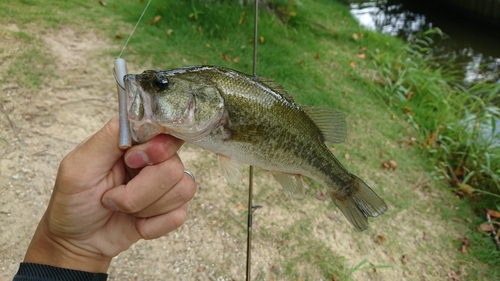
485 209 500 251
0 102 20 141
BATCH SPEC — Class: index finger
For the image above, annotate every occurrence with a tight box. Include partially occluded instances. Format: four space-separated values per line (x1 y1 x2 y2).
124 134 184 169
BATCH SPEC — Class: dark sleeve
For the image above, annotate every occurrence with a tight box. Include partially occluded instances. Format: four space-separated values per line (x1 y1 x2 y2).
13 263 108 281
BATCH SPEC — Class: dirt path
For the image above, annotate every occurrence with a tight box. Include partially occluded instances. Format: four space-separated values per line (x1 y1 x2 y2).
0 24 482 281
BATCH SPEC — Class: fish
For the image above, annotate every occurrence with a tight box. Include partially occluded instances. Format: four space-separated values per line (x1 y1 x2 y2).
123 65 387 231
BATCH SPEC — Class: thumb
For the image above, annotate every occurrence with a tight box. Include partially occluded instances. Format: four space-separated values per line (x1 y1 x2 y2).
63 117 124 182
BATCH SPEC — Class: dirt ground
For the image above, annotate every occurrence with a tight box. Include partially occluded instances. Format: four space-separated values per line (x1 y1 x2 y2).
0 24 481 281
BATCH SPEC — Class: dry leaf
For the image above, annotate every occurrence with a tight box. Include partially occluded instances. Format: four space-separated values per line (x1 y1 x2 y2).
423 232 429 241
167 29 174 35
349 61 357 68
220 53 231 62
401 255 408 264
344 153 350 160
355 53 365 59
427 132 436 146
314 54 319 59
115 34 123 39
389 160 397 170
197 26 203 34
447 271 460 281
205 43 211 48
478 224 495 232
259 36 265 43
403 106 413 114
154 15 161 23
352 33 360 40
461 237 470 253
407 91 415 101
233 57 240 63
486 208 500 219
235 204 245 210
381 161 389 169
374 235 386 244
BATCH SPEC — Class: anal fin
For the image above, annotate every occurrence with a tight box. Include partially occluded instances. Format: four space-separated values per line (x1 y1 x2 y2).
272 173 306 200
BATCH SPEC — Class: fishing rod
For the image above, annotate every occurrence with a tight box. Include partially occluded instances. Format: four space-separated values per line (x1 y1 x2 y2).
246 1 260 280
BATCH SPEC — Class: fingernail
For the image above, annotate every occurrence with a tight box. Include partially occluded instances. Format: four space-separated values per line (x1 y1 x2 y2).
125 150 150 168
102 198 119 211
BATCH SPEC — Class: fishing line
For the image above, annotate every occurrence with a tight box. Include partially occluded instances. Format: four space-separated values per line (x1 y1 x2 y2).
114 0 153 149
118 0 152 58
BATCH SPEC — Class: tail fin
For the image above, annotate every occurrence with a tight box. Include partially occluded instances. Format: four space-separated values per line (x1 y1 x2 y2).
328 175 387 231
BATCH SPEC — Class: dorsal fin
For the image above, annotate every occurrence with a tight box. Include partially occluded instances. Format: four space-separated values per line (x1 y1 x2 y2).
302 106 347 144
256 76 296 104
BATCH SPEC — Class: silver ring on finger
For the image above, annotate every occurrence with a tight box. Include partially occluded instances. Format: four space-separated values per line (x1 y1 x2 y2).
183 169 195 182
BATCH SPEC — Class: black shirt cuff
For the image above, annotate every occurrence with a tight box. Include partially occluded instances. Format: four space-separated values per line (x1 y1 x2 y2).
13 262 108 281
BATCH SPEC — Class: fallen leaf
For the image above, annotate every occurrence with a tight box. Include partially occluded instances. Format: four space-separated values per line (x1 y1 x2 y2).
198 267 205 272
406 91 415 101
205 43 211 48
374 235 386 244
314 54 320 59
115 34 123 39
427 132 436 146
447 271 460 281
331 275 337 281
486 208 500 219
167 29 174 35
352 33 359 40
478 224 495 232
461 237 470 253
259 36 265 43
381 161 389 169
355 53 365 59
99 1 106 6
233 57 240 63
423 232 429 241
403 106 413 114
344 153 350 160
153 15 161 23
197 25 203 34
220 53 231 62
389 160 397 170
401 255 408 264
235 204 245 210
391 114 396 120
349 61 357 68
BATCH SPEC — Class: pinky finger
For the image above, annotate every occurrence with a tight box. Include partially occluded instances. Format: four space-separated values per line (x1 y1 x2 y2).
135 204 188 240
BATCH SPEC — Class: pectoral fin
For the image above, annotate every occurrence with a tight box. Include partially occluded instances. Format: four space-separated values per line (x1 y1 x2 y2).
272 173 306 199
217 154 243 186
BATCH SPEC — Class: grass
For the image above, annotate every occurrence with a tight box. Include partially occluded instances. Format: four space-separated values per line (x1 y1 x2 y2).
1 0 499 279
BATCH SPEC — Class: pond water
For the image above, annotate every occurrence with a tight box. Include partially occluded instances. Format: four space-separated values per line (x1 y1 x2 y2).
348 0 500 85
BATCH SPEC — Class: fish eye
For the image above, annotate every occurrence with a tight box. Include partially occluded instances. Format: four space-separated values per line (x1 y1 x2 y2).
154 75 169 91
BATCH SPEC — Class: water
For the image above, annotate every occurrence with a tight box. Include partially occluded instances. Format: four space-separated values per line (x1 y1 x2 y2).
348 0 500 85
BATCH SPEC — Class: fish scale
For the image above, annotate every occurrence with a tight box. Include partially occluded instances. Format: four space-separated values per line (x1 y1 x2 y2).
124 65 387 231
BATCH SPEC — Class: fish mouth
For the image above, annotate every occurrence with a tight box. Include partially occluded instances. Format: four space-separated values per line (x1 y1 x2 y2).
124 74 163 143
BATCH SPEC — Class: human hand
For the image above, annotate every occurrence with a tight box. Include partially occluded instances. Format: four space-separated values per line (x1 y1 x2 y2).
23 117 196 273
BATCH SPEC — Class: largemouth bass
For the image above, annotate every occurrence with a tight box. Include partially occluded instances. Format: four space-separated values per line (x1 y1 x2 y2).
124 66 387 231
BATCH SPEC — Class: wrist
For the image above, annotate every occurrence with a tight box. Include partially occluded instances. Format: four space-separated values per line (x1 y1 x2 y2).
24 216 112 273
